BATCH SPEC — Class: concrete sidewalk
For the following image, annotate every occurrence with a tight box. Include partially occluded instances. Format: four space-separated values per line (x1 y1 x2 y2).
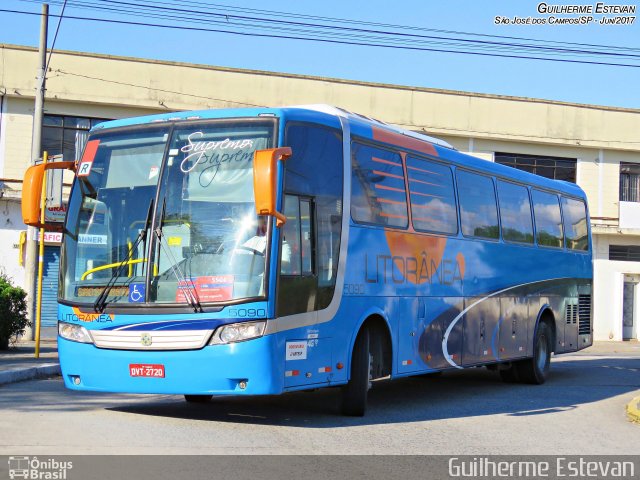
0 340 60 386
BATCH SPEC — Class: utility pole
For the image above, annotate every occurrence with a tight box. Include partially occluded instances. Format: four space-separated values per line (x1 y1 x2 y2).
24 3 48 341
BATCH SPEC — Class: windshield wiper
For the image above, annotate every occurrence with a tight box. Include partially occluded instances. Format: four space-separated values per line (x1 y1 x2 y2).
93 198 154 313
154 199 203 313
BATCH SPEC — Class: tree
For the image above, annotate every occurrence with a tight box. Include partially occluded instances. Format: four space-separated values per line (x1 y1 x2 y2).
0 275 30 350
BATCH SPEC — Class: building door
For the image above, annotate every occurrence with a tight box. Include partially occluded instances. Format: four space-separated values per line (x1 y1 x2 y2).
623 281 637 340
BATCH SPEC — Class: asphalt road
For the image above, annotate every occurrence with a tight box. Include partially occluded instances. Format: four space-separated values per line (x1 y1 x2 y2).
1 344 639 455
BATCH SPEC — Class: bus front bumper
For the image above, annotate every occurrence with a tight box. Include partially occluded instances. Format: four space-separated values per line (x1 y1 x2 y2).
58 335 283 395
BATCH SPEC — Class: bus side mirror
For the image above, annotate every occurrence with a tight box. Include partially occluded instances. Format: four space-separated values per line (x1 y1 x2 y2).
253 147 292 227
22 161 75 229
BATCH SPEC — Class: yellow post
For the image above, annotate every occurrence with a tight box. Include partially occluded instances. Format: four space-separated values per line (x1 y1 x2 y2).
34 151 48 358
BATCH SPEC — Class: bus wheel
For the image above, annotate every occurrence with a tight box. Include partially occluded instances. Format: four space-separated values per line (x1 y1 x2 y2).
184 395 213 403
341 328 371 416
516 322 552 384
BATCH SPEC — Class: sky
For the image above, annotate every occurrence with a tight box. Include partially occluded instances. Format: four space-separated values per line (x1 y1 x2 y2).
0 0 639 109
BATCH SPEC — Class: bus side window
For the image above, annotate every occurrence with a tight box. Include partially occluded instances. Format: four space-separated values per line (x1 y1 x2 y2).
351 142 408 229
300 199 313 274
406 156 457 235
280 194 313 276
457 170 499 240
561 197 589 251
497 180 534 244
532 189 564 248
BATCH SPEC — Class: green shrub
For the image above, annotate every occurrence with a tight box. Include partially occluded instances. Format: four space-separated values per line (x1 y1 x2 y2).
0 274 30 350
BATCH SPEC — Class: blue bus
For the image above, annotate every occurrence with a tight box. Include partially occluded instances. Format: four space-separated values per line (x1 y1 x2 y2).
22 105 592 416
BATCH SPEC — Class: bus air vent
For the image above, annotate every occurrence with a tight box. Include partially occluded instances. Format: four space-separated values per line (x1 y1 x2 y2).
578 294 592 335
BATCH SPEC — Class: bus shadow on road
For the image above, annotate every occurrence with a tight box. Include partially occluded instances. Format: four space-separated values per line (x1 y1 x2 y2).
105 355 640 427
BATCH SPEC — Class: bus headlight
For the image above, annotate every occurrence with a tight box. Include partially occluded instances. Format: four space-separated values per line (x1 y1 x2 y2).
58 322 94 344
210 321 266 345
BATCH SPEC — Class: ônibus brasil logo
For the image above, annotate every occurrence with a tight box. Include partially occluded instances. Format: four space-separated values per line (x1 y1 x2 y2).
8 456 73 479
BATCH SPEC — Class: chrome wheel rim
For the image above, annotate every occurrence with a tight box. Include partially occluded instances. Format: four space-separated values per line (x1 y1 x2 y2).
536 334 548 371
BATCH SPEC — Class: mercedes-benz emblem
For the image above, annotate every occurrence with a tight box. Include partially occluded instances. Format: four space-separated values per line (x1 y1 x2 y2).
140 333 153 347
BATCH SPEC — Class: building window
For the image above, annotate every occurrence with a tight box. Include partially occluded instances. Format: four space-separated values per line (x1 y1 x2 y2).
620 162 640 202
495 152 577 183
42 115 108 161
609 245 640 261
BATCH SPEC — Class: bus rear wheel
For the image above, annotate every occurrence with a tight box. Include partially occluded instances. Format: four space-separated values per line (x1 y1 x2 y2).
184 395 213 403
341 328 371 417
516 322 552 384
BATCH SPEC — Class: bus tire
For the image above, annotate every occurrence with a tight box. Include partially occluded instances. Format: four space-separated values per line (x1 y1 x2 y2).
341 328 371 417
516 322 552 384
184 395 213 403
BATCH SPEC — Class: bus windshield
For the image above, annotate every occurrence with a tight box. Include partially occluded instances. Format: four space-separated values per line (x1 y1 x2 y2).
61 120 276 308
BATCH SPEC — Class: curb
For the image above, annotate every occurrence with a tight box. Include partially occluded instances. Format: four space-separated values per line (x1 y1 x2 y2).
626 396 640 424
0 363 61 386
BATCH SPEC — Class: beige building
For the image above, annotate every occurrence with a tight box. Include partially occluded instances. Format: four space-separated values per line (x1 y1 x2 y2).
1 43 639 340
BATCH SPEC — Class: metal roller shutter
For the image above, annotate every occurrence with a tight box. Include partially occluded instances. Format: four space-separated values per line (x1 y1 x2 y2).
35 246 60 329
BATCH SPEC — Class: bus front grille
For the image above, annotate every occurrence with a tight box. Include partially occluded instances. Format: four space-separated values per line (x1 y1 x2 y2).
90 329 213 350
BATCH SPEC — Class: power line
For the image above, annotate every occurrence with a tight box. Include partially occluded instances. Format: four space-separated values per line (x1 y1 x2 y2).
19 0 640 60
2 7 639 68
100 0 640 58
40 1 596 59
44 0 67 73
12 0 640 61
98 0 640 53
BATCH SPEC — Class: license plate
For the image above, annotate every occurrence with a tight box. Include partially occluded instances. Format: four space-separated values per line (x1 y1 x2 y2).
129 364 165 378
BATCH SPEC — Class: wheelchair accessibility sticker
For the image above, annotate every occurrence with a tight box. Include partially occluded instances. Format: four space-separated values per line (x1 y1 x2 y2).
128 283 145 303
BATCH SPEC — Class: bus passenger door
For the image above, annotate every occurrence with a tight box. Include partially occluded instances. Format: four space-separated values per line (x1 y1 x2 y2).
278 195 334 387
278 122 344 388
